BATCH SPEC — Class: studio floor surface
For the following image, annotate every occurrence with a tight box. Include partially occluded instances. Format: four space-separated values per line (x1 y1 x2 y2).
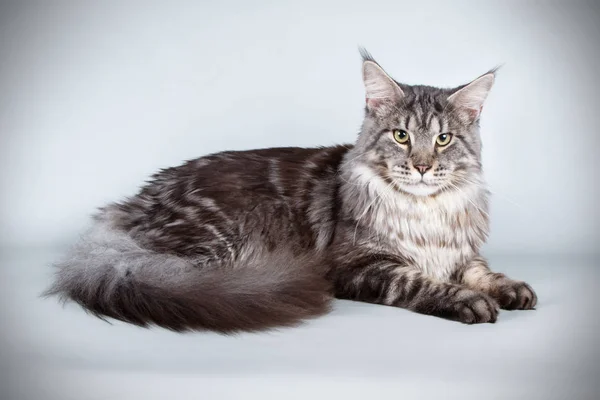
1 248 598 400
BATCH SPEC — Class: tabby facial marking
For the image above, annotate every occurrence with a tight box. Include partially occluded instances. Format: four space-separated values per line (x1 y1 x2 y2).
358 49 495 198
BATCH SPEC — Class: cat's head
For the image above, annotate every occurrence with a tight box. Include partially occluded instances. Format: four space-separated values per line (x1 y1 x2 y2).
353 49 496 197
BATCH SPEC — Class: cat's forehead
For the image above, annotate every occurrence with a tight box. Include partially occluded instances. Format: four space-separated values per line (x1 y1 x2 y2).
375 88 448 133
399 84 450 112
391 85 463 134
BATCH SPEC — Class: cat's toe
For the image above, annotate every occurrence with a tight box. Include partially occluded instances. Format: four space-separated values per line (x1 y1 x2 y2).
454 291 499 324
495 281 537 310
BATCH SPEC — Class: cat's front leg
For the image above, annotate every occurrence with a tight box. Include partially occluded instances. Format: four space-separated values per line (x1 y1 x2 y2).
328 254 498 324
453 256 537 310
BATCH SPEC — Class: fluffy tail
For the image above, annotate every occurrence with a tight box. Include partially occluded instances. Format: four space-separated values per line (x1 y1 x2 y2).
44 222 332 333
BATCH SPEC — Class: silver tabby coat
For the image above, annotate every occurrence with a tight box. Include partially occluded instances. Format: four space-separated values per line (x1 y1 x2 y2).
46 51 537 332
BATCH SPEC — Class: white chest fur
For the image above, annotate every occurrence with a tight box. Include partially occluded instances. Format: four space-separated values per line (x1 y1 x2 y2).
347 165 489 281
376 196 486 279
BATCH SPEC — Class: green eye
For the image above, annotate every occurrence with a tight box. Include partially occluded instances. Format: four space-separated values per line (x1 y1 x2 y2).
436 133 453 146
393 129 410 144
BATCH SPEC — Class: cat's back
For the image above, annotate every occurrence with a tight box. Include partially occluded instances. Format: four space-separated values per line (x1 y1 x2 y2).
102 145 351 254
150 145 350 198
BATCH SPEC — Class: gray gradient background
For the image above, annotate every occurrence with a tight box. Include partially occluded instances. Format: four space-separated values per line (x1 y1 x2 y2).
0 1 599 399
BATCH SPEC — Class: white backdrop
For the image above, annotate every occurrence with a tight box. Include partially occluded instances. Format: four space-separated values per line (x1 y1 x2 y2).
1 0 599 255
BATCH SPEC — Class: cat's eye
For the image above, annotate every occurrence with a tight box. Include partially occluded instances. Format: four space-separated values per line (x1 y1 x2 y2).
393 129 410 144
436 133 453 146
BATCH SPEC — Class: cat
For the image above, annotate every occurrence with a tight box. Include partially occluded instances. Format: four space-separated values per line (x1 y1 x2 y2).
45 50 537 333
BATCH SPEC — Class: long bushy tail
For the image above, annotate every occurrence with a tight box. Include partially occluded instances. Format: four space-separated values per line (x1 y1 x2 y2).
44 222 332 333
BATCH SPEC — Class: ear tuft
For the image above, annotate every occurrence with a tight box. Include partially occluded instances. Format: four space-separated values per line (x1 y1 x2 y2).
448 71 496 123
359 46 375 63
360 50 404 111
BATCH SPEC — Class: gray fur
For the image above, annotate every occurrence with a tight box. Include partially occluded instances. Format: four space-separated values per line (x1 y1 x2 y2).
45 50 537 332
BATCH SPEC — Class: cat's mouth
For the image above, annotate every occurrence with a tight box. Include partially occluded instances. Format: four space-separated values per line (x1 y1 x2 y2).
385 167 448 197
392 177 448 197
378 166 449 197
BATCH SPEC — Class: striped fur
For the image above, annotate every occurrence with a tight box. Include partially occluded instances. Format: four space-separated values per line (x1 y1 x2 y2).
45 51 536 332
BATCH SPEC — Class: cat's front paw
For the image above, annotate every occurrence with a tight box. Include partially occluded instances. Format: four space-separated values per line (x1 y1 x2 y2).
492 280 537 310
451 290 499 324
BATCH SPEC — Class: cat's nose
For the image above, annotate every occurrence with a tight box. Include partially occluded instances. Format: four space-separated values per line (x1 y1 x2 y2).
414 164 432 175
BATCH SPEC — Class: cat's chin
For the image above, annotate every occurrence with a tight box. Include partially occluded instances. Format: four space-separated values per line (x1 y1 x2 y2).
397 183 441 197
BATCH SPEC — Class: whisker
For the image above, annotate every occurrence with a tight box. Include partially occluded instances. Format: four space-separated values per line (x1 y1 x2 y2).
352 179 395 245
446 181 490 218
338 175 369 188
454 176 524 209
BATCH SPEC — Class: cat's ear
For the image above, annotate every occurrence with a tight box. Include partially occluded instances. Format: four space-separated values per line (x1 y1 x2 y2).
447 70 496 124
361 50 404 111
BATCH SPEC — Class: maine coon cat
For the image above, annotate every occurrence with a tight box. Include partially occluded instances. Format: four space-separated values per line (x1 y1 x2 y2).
46 50 537 332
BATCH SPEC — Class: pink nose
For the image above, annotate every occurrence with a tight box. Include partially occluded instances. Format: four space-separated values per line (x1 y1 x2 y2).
414 164 432 175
